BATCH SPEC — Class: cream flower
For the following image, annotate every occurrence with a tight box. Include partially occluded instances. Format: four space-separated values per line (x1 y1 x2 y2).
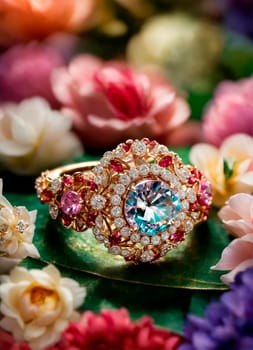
218 193 253 237
190 134 253 207
0 97 83 175
212 234 253 284
0 179 39 273
0 265 86 349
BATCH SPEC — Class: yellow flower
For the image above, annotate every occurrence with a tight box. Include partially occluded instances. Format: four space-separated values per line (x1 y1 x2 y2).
0 265 86 349
190 134 253 207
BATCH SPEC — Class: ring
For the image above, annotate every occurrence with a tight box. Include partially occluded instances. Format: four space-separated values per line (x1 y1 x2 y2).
36 138 212 263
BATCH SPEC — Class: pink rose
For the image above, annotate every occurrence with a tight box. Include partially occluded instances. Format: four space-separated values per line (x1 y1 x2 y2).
0 42 64 108
47 308 183 350
203 78 253 146
52 55 190 151
218 193 253 237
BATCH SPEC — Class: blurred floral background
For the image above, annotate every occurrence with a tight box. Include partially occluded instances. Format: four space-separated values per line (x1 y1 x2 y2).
1 0 253 349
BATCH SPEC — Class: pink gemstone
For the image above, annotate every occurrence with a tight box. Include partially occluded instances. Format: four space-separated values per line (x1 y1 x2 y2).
88 180 97 191
60 191 82 215
109 231 121 245
63 175 73 186
110 160 124 172
198 180 212 206
87 212 97 226
143 138 151 145
158 156 172 168
170 231 184 242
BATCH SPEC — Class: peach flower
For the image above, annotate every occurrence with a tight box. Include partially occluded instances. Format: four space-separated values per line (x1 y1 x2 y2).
190 133 253 207
0 0 95 45
203 78 253 146
218 193 253 237
52 54 190 151
212 234 253 284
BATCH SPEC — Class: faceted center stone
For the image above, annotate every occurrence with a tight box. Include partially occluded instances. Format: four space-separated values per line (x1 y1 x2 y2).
124 180 181 236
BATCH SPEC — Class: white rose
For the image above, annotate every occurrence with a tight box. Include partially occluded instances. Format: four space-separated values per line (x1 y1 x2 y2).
0 179 39 273
0 264 86 349
0 97 83 175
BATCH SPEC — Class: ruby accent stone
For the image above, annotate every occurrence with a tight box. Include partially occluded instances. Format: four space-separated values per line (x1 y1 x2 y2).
198 180 212 207
123 142 131 152
74 174 86 184
88 180 97 191
40 189 53 203
110 159 124 172
63 175 73 186
62 214 72 226
60 191 82 215
158 156 172 168
87 212 97 226
170 231 184 242
109 231 121 245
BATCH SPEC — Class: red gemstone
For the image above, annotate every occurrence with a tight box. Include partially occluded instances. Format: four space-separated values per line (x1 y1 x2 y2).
87 212 97 226
158 156 172 168
109 231 121 245
62 214 72 227
123 142 131 152
40 189 53 203
74 173 86 184
143 138 151 145
170 231 184 242
63 175 73 186
88 180 97 191
110 160 124 172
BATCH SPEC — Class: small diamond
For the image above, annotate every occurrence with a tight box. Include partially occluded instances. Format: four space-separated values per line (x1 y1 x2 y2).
93 165 104 174
50 178 61 193
178 190 186 199
151 164 160 175
185 219 194 232
181 200 189 211
169 226 176 234
114 218 125 228
111 195 121 206
16 220 26 233
130 233 140 242
132 141 147 156
140 250 154 262
111 206 122 217
177 212 186 220
114 184 125 195
158 145 169 154
191 212 200 220
115 147 124 158
129 168 139 179
187 189 197 203
161 170 173 181
174 220 181 228
141 236 150 246
120 226 131 237
151 235 161 245
100 157 110 166
161 232 169 240
95 215 103 227
97 234 105 242
91 195 106 210
121 249 130 257
103 151 113 159
176 167 190 182
93 227 101 236
161 244 173 256
139 164 149 176
109 246 121 255
94 175 102 185
119 174 130 186
49 204 58 219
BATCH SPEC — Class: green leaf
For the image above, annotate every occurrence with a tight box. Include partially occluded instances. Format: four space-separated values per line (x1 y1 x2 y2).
7 197 229 291
223 158 235 181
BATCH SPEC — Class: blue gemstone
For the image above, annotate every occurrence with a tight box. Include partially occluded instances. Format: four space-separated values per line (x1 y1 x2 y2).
124 180 181 236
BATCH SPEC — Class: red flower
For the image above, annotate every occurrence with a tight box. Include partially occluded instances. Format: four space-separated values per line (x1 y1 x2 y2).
47 308 183 350
0 328 30 350
52 55 190 151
